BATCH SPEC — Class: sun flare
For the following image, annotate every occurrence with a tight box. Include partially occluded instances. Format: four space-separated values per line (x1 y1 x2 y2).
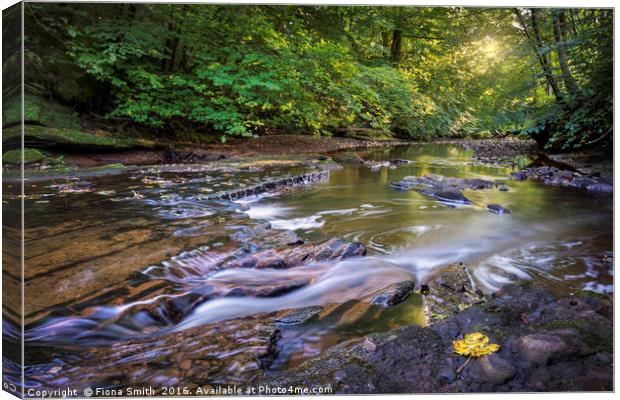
481 37 499 58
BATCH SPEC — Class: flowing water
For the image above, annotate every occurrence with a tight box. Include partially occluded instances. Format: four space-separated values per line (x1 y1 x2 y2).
2 143 613 392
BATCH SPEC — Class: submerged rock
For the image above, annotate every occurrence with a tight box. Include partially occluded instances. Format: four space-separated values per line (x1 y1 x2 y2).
586 183 613 193
487 204 511 214
364 159 413 171
35 312 283 392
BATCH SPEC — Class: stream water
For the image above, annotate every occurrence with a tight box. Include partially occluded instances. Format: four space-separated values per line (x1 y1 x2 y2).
3 143 613 392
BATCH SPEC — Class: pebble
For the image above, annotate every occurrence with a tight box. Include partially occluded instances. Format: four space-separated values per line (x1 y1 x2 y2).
180 359 192 370
594 352 611 366
528 367 551 389
439 367 456 384
361 338 377 352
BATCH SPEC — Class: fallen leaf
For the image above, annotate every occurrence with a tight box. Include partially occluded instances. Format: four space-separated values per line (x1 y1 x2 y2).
453 332 500 357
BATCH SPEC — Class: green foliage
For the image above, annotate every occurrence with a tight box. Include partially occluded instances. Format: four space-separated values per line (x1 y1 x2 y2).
3 95 81 129
21 4 612 149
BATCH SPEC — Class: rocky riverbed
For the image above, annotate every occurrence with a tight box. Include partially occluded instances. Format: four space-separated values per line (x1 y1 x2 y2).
509 166 613 192
262 265 613 393
5 139 613 395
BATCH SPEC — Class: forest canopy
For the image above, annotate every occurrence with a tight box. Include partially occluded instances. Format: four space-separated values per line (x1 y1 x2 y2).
18 4 613 149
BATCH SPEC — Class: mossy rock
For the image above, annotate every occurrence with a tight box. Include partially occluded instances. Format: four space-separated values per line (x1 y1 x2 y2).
2 125 156 151
2 148 46 164
533 318 613 353
3 94 81 129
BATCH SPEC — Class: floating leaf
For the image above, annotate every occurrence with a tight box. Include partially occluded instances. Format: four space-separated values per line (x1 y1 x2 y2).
453 332 500 357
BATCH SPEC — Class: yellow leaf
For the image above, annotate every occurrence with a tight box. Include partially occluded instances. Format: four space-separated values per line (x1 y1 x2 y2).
452 332 500 357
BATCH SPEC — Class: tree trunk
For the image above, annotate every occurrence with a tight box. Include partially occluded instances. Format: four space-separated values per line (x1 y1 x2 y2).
553 9 578 96
515 9 564 105
390 29 402 64
381 31 390 55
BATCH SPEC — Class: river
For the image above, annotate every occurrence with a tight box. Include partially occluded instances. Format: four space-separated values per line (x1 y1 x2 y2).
2 143 612 392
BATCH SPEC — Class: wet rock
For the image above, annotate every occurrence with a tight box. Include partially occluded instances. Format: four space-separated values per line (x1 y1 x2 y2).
486 204 511 214
41 312 282 392
423 263 484 324
457 138 539 160
392 174 493 192
259 283 612 393
227 279 310 298
365 160 390 171
223 238 366 269
527 367 551 389
260 324 447 394
509 166 612 193
207 170 330 201
390 174 498 205
361 337 377 351
365 280 415 307
364 159 412 171
586 183 613 192
333 152 365 164
439 367 457 384
390 159 412 165
494 181 509 192
49 180 94 194
517 334 569 365
594 352 611 366
468 353 516 384
275 306 323 325
433 189 471 204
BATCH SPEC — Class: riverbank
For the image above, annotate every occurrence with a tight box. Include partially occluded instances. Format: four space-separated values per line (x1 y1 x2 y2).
6 131 611 182
262 268 613 393
4 134 538 169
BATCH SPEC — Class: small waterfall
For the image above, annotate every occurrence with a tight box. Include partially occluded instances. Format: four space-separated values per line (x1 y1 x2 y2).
208 170 330 201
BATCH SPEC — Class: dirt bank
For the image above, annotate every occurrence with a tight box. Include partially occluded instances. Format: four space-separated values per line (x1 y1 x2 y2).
57 135 410 168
